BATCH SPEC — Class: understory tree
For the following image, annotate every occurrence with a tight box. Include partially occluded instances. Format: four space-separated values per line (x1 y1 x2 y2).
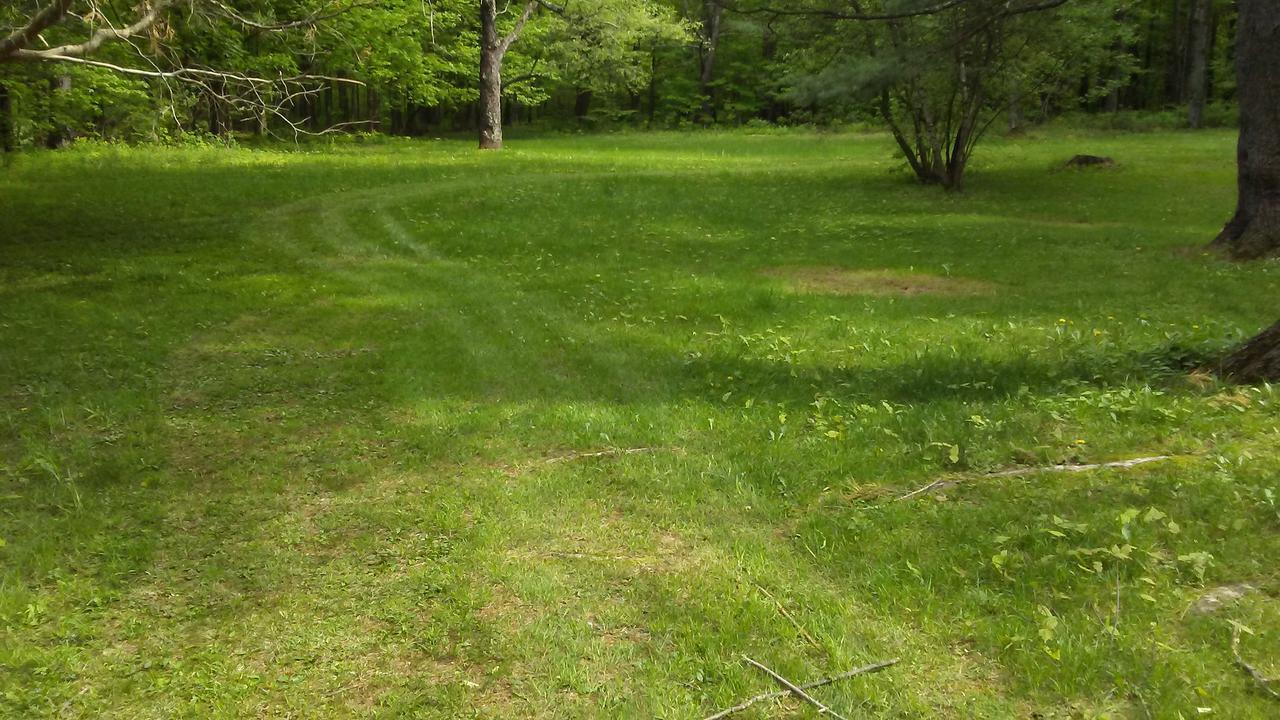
777 0 1129 188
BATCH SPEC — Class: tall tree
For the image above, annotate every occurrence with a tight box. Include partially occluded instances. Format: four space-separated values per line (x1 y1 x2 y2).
1215 0 1280 382
697 0 724 123
1212 0 1280 260
1185 0 1211 128
478 0 549 149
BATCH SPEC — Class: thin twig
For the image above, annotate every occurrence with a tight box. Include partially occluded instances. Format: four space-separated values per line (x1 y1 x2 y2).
700 658 899 720
754 584 822 651
894 478 955 502
1232 624 1280 701
740 656 849 720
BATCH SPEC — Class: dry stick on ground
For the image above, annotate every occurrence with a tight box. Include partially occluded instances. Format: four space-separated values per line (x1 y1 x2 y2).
753 584 823 652
894 455 1175 502
741 656 850 720
1232 624 1280 701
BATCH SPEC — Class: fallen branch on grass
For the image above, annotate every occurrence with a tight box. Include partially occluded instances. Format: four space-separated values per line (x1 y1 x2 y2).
701 657 899 720
1232 624 1280 701
741 656 849 720
894 455 1175 502
543 447 663 464
985 455 1173 477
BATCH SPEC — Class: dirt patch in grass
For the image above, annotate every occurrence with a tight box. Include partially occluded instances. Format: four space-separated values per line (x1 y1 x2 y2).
761 266 994 297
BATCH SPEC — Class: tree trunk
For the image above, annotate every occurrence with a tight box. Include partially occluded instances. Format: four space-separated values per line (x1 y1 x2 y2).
697 0 723 124
478 0 504 149
0 83 12 152
647 45 658 126
1212 0 1280 260
1168 0 1186 102
1186 0 1211 128
46 75 73 148
1219 319 1280 382
574 88 592 121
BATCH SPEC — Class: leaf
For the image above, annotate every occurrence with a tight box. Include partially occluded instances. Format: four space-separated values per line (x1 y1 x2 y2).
948 444 960 464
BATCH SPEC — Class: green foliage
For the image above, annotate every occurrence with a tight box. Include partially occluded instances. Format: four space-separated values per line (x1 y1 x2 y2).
0 1 1243 144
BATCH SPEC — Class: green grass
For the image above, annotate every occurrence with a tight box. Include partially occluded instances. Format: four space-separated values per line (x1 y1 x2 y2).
1 129 1278 718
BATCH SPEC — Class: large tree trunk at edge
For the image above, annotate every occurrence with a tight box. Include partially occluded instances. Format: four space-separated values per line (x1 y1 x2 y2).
1212 0 1280 259
1214 0 1280 383
478 0 504 150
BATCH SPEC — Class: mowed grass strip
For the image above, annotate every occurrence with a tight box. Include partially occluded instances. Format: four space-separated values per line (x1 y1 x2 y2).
1 130 1278 718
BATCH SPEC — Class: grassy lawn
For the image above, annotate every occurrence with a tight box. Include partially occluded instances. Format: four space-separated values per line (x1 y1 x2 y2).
2 129 1278 718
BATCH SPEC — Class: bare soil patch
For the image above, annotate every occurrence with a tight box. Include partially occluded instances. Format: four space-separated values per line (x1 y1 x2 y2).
761 266 994 297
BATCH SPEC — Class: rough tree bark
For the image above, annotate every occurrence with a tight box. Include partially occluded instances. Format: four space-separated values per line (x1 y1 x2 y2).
1186 0 1211 128
478 0 504 149
1212 0 1280 260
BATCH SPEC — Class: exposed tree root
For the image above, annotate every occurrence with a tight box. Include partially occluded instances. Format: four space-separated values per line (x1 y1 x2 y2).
1216 320 1280 383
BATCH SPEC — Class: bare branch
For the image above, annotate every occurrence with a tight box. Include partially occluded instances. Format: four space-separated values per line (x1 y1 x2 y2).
498 0 541 53
8 51 362 86
740 656 850 720
0 0 75 58
701 658 898 720
16 0 179 60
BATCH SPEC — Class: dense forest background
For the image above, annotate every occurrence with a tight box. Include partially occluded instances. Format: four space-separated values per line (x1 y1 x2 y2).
0 0 1243 149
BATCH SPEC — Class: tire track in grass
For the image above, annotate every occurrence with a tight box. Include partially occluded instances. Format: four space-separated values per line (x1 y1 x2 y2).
217 166 1031 718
